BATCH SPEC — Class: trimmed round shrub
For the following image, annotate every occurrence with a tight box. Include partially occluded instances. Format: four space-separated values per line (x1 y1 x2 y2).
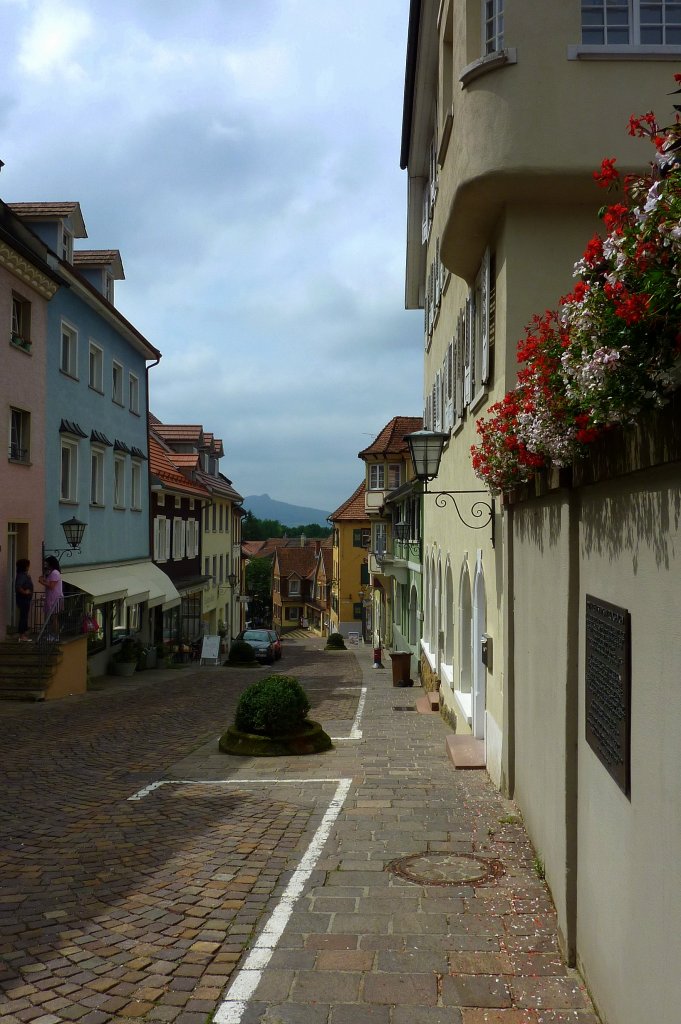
227 639 256 665
325 632 346 650
234 674 311 737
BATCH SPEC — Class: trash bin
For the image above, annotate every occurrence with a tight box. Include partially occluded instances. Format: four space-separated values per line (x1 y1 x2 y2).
390 651 411 686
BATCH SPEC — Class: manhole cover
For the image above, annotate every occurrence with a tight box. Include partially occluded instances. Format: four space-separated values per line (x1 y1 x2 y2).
393 705 416 711
387 852 504 886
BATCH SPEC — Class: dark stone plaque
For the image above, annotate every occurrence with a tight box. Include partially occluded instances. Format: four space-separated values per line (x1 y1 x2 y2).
585 595 631 797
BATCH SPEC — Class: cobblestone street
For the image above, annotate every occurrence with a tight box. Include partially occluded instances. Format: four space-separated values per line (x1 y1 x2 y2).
1 638 599 1024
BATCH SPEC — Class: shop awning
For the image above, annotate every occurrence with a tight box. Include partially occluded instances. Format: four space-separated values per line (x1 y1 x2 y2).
124 561 181 610
61 561 180 610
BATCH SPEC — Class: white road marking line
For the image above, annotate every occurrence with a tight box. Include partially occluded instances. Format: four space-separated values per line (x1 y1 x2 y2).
350 686 367 739
213 777 352 1024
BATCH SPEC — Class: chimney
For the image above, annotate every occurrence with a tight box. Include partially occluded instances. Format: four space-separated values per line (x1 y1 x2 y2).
300 532 306 547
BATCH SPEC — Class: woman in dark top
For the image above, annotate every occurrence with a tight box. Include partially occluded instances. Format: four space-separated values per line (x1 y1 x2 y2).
15 558 34 642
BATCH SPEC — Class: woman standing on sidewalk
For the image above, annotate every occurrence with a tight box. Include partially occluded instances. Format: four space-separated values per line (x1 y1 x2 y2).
15 558 34 642
39 556 63 640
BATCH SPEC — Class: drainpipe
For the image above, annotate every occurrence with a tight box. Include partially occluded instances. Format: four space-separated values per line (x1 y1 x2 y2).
501 500 515 799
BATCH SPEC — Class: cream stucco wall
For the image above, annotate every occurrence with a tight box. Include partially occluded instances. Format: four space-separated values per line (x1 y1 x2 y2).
508 452 681 1021
511 491 575 956
576 465 681 1024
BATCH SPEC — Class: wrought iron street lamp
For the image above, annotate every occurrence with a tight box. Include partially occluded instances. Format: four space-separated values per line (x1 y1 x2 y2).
404 430 495 546
42 517 87 562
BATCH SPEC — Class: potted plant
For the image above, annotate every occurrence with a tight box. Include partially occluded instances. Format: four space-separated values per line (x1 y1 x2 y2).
219 674 333 756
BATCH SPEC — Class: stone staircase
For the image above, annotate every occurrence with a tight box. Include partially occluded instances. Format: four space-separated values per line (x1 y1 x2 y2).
0 640 62 701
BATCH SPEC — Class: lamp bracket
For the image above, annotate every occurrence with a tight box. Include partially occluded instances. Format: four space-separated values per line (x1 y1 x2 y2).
41 544 82 561
422 486 496 547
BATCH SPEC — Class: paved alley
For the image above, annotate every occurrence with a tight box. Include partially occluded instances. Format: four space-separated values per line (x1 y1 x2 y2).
1 637 599 1024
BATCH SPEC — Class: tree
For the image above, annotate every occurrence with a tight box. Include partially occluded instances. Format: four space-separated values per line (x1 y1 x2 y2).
245 557 273 625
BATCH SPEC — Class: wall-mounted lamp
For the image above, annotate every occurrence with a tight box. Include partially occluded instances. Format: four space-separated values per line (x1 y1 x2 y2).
42 517 87 563
405 429 495 546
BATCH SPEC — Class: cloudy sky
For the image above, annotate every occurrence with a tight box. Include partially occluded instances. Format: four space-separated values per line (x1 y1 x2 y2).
0 0 423 514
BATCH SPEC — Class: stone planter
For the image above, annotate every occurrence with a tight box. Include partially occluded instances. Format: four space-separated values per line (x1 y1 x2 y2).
218 720 333 757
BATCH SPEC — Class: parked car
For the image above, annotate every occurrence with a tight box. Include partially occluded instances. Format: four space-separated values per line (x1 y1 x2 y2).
267 630 282 659
236 628 275 664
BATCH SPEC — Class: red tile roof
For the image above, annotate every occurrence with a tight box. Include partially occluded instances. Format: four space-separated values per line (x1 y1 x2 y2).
276 546 318 579
358 416 423 458
170 453 201 469
195 468 242 503
329 482 367 522
148 436 210 498
154 424 203 445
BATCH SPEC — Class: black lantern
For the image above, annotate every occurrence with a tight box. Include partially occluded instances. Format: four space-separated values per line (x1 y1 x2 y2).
405 429 449 482
404 429 496 546
42 517 87 562
393 520 409 542
227 572 238 588
61 516 87 549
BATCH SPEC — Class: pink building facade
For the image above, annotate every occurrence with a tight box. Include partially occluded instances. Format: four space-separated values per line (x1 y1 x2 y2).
0 212 58 636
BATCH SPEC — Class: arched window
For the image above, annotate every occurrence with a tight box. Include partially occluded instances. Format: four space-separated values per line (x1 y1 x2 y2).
445 562 454 665
458 559 472 698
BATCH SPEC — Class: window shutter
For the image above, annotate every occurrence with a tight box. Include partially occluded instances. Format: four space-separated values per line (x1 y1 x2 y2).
422 184 430 243
463 297 472 406
441 366 447 430
469 289 477 397
154 518 160 561
434 239 441 310
481 248 491 384
447 340 453 400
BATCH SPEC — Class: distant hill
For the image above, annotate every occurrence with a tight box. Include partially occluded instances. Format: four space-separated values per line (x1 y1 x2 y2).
242 494 331 528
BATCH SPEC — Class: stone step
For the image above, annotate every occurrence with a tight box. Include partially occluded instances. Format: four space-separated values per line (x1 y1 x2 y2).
445 734 486 770
0 676 48 700
415 695 439 715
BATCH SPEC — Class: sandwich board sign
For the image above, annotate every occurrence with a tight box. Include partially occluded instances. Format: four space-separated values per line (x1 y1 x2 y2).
200 635 221 664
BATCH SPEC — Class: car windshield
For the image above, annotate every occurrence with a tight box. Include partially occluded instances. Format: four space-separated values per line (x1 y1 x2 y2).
243 630 270 641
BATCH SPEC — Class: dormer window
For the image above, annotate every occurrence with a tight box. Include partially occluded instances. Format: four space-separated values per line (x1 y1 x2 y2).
369 464 385 490
61 226 73 263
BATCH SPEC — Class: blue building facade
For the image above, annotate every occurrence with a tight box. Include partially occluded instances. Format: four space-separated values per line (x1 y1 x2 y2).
8 203 178 674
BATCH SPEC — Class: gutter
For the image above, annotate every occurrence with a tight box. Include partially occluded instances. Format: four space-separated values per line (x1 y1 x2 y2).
400 0 422 170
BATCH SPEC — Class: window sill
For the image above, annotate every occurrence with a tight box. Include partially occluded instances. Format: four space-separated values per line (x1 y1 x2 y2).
89 502 105 509
129 409 141 417
88 384 104 395
60 370 79 381
460 48 517 88
470 388 489 415
10 338 32 354
113 504 125 510
112 398 124 407
568 44 681 60
59 499 79 506
8 457 32 467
